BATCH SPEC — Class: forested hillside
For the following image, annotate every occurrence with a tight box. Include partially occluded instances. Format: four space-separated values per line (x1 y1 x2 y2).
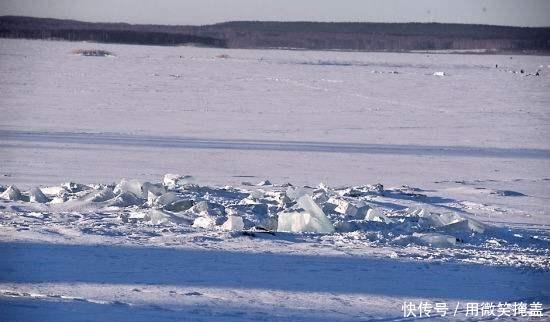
1 16 549 52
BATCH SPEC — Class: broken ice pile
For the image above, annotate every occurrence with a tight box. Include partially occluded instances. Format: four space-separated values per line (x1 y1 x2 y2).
277 195 334 233
0 175 491 247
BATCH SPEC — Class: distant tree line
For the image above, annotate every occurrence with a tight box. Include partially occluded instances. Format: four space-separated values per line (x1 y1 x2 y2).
0 16 226 47
2 28 226 47
1 16 549 52
201 21 550 52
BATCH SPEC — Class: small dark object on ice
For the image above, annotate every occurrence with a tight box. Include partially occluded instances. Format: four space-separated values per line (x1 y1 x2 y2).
242 226 276 237
72 49 113 57
491 190 526 197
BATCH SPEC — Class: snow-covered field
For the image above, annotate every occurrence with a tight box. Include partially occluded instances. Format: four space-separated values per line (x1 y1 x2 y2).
1 39 549 321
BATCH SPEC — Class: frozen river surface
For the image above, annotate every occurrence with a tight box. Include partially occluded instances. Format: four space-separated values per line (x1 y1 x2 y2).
0 39 549 321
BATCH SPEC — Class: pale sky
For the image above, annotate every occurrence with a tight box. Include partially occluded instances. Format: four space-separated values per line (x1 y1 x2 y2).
0 0 549 27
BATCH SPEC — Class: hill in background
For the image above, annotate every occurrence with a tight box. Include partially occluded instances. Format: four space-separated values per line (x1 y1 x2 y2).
1 16 549 53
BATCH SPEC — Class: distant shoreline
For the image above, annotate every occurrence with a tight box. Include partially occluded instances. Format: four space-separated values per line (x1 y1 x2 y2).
1 16 549 54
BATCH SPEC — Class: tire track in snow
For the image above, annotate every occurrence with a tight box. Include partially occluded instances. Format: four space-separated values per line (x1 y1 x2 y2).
1 130 549 159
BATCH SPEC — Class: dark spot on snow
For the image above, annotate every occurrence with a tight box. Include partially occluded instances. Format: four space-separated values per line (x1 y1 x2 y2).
491 190 526 197
3 291 20 296
184 291 203 296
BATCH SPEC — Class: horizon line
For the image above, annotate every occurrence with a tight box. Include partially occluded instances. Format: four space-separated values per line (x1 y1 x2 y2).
2 15 549 29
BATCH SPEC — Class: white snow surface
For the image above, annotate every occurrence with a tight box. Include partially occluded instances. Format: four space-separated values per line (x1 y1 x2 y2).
1 39 550 321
